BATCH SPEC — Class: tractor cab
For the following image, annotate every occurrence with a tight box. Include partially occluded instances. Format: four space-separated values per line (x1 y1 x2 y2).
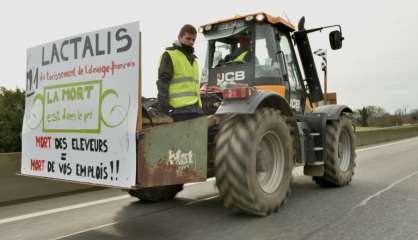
200 13 306 113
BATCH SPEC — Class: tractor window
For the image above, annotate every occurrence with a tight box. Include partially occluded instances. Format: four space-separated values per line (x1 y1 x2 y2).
278 33 302 91
255 24 282 80
208 29 252 68
211 41 232 68
204 28 253 87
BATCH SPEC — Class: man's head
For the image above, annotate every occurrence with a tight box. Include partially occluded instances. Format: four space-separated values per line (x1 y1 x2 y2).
178 24 197 47
239 36 250 49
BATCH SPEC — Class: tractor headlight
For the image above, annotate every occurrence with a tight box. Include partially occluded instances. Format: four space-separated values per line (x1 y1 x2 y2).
255 14 265 22
204 24 213 31
245 15 254 21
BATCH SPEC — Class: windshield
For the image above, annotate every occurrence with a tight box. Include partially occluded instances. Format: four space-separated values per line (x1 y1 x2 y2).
205 28 252 69
200 21 252 85
201 25 253 87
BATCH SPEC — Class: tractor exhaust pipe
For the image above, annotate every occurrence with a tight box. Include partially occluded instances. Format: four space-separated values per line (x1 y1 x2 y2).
293 17 324 103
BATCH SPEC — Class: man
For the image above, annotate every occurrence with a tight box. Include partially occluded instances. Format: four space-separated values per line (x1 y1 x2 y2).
225 35 251 63
157 24 203 122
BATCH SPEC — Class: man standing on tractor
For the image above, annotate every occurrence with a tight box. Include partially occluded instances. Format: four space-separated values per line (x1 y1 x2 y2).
157 24 203 122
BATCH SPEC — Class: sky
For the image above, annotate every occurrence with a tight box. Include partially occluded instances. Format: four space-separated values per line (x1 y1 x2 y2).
0 0 417 114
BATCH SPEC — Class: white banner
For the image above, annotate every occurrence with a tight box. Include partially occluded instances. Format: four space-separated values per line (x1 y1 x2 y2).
22 22 140 188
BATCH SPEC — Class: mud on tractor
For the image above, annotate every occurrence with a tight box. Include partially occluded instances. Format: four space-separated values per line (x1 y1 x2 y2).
130 12 356 216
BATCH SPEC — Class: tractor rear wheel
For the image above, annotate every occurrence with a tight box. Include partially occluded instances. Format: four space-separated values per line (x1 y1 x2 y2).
128 184 183 202
215 108 293 216
313 115 356 187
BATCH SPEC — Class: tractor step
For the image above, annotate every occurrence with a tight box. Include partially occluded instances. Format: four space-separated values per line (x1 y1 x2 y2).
304 164 324 176
306 161 324 166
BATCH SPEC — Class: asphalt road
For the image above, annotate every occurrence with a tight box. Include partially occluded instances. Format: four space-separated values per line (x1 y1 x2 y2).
1 137 418 240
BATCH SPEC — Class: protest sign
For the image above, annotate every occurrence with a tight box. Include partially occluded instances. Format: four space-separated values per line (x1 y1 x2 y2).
22 22 139 188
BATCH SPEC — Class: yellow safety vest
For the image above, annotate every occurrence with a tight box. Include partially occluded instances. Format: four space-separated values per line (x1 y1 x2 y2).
165 49 202 108
233 50 249 62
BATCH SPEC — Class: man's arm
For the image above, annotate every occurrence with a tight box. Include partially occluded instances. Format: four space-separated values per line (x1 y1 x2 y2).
157 52 173 113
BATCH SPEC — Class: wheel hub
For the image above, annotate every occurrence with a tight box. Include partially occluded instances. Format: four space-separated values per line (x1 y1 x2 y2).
256 130 285 194
338 129 351 172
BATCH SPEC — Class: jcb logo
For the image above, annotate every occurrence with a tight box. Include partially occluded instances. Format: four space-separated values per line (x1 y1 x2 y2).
217 71 245 82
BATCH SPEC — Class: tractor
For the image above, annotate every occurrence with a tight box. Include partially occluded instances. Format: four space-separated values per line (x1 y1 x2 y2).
131 12 356 216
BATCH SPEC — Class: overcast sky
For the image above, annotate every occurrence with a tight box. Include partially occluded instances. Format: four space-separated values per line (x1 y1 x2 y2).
1 0 417 113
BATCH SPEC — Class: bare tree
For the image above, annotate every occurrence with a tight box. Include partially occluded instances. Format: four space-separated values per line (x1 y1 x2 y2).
394 108 404 126
366 105 386 118
409 109 418 123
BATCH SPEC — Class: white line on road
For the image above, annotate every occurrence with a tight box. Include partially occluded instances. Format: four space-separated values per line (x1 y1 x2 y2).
185 177 215 186
185 195 219 205
356 136 418 152
51 195 220 240
353 170 418 209
50 221 120 240
0 180 217 226
0 195 130 225
1 137 417 227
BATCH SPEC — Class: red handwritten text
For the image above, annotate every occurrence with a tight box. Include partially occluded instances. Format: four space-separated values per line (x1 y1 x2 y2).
35 136 52 149
111 60 135 75
31 159 45 172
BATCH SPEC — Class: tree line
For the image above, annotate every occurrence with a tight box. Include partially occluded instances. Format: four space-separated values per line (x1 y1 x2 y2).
355 105 418 127
0 87 25 153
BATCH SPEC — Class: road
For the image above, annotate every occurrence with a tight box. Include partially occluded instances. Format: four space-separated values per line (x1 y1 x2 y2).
1 137 418 240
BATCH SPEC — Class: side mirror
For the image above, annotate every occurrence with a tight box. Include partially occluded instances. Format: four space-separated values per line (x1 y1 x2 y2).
329 30 344 50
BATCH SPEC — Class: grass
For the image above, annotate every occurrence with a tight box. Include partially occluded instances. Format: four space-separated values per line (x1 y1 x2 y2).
356 123 418 132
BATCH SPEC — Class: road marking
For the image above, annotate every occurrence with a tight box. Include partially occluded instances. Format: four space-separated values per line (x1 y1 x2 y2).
0 195 129 225
51 195 219 240
185 195 218 205
0 179 218 226
51 221 120 240
185 177 215 186
1 137 417 226
353 170 418 209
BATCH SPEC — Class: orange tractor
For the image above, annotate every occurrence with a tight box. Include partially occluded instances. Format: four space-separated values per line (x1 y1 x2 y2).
132 12 355 216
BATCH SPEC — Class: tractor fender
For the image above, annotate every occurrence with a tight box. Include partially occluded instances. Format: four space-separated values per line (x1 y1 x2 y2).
313 104 353 120
215 90 293 116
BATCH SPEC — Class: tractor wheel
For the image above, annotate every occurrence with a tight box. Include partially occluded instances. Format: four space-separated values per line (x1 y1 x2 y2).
313 115 356 187
215 108 293 216
128 184 183 202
